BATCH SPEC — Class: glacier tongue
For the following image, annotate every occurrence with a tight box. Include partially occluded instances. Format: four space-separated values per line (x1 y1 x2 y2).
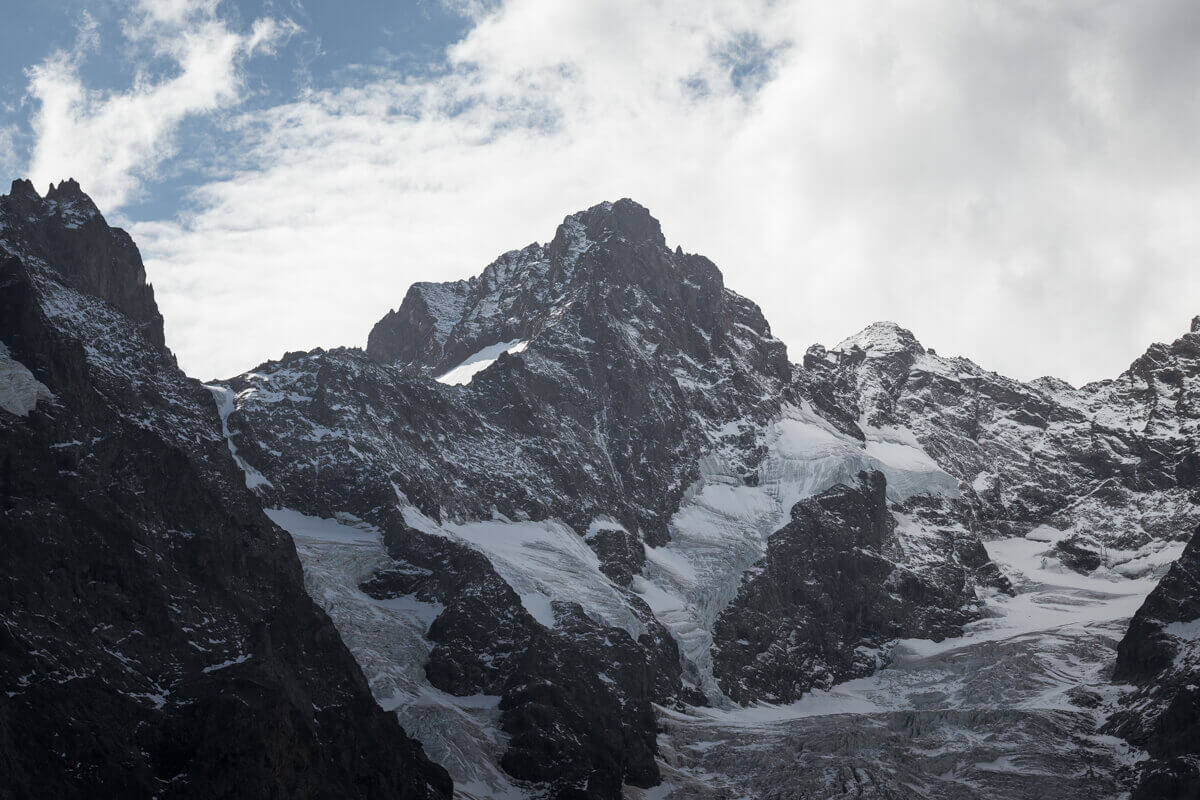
637 402 961 702
652 526 1171 799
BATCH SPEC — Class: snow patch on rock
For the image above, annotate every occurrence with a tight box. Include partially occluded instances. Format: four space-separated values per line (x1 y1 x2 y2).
435 339 529 386
0 341 51 417
401 506 644 637
206 384 274 491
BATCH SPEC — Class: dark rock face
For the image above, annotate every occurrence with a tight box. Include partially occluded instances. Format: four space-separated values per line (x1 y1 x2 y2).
1053 535 1104 573
712 472 992 703
1108 526 1200 800
588 526 646 586
0 182 451 800
368 199 732 376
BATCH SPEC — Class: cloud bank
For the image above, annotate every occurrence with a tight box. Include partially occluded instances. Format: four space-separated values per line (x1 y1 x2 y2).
26 0 294 211
23 0 1200 385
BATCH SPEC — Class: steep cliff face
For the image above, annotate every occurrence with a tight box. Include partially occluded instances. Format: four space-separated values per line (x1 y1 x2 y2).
1 178 165 350
0 181 451 800
1109 524 1200 800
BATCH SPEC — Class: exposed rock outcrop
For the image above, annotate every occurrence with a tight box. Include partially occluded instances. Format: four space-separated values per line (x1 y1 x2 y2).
1108 525 1200 800
712 472 995 703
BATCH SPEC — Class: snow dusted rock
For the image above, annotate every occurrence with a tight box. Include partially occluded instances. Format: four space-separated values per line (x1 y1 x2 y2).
655 514 1178 799
59 184 1187 798
798 320 1200 570
262 502 684 799
587 524 647 586
0 181 450 799
218 200 806 797
790 318 1200 797
368 200 743 376
360 514 681 798
1104 320 1200 788
361 198 792 545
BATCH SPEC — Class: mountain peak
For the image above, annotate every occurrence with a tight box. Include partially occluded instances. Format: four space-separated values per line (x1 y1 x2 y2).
550 198 665 254
45 179 102 224
834 321 925 357
1191 315 1199 334
1 178 165 351
6 177 101 222
9 178 39 199
370 198 711 370
45 177 95 206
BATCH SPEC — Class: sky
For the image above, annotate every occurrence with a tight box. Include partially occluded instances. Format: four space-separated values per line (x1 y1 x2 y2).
2 0 1198 385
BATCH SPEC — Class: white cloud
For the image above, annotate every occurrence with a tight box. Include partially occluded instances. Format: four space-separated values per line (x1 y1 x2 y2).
25 0 295 210
46 0 1199 386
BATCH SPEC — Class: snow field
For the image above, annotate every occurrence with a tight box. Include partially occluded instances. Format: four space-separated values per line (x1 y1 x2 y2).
435 340 529 386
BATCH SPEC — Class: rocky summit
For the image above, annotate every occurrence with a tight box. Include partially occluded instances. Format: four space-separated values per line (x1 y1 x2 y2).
3 183 1198 799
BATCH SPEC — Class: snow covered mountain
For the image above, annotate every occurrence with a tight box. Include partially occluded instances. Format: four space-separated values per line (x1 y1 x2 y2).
210 198 1197 798
3 182 1197 799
